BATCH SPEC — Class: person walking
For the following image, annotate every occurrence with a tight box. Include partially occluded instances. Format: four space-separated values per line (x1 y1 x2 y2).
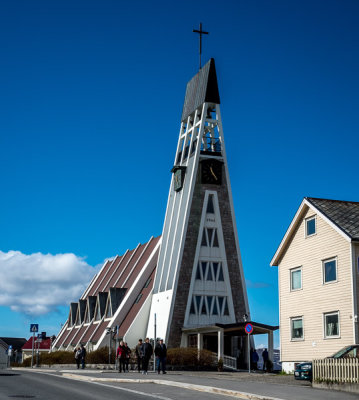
262 348 269 372
74 347 81 369
251 349 259 370
80 344 86 369
141 337 153 375
135 339 143 373
124 342 131 372
116 341 126 373
155 339 167 374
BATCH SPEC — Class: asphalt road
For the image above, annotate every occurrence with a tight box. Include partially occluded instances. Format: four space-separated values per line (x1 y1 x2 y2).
0 370 229 400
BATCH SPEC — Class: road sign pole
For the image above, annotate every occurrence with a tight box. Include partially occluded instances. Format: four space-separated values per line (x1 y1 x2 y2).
247 332 250 374
31 331 35 368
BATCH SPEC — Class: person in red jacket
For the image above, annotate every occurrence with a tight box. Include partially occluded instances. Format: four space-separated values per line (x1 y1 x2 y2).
116 341 126 373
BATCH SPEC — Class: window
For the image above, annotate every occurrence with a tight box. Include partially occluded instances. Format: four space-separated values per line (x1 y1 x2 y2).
323 258 337 283
291 317 303 340
324 312 340 338
206 195 214 214
306 216 316 237
135 293 143 304
290 267 302 291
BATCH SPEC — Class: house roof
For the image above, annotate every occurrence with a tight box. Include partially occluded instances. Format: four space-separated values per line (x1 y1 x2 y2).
0 337 27 351
306 197 359 241
22 337 52 350
270 197 359 266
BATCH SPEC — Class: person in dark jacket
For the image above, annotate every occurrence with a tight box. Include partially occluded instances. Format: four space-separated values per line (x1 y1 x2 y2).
124 342 131 372
74 347 81 369
262 348 269 371
80 344 86 369
141 337 153 375
135 339 143 373
116 341 126 373
155 339 167 374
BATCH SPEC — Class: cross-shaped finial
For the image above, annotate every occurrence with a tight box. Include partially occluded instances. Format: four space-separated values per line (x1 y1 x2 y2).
193 23 209 70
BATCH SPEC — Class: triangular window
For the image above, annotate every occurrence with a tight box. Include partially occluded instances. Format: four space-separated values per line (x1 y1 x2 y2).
190 297 196 314
207 296 213 313
218 265 224 281
212 298 218 315
218 297 224 314
95 303 101 321
195 296 201 313
223 298 229 316
201 297 207 315
201 262 207 280
106 300 112 318
201 228 208 246
84 305 90 323
212 262 219 279
195 263 202 280
212 230 219 247
207 229 214 246
206 265 213 281
206 195 214 214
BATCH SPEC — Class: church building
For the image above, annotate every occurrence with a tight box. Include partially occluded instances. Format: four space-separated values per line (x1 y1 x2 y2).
52 58 277 367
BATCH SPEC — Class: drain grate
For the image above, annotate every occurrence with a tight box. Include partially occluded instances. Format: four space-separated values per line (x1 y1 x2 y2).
0 373 18 376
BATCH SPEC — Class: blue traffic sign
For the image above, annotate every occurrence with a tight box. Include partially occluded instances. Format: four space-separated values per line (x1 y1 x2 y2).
30 324 39 333
245 323 254 335
8 345 12 350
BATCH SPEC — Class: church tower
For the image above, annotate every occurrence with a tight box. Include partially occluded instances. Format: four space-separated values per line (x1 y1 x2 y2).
147 59 250 347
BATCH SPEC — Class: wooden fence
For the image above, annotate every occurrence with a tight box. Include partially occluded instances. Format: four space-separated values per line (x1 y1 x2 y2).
313 358 359 383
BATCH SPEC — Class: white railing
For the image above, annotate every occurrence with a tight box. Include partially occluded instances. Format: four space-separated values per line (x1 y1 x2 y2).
313 358 359 383
212 353 237 370
223 354 237 370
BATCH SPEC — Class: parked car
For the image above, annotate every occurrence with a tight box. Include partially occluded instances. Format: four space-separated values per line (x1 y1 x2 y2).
294 344 359 381
329 344 359 359
294 362 312 381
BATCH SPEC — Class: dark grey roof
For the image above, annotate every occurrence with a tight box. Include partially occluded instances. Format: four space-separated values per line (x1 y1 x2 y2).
306 197 359 240
181 58 220 122
0 337 27 350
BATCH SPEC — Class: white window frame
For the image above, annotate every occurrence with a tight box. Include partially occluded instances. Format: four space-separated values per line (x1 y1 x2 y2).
290 267 302 291
290 316 304 341
323 257 337 284
305 215 316 237
324 311 340 339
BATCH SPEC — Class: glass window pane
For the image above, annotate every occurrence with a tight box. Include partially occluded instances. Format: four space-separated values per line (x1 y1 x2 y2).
306 218 316 236
291 269 302 290
207 296 213 313
190 297 196 314
212 262 219 279
326 313 339 336
292 318 303 339
207 229 213 246
201 262 207 279
201 228 208 246
207 195 214 214
212 230 219 247
195 263 201 280
207 265 213 281
223 298 229 316
201 298 207 315
195 296 201 313
212 298 218 315
218 297 224 314
324 260 336 283
218 265 224 281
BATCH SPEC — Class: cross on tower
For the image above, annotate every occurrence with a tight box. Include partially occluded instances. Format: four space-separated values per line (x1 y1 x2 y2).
193 22 209 70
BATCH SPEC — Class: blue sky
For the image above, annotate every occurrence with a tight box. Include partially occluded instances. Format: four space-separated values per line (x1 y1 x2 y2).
0 0 358 349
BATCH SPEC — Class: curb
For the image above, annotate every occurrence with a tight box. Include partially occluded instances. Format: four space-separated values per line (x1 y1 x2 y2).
62 373 285 400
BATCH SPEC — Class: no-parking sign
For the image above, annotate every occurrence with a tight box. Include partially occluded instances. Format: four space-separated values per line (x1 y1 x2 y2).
245 323 253 335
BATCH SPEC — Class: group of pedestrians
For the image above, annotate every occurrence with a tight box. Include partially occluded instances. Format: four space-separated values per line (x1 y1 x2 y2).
116 340 132 372
74 344 86 369
251 348 269 371
123 337 167 374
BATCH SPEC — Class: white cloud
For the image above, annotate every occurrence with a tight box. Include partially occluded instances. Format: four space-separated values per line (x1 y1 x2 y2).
0 250 98 316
